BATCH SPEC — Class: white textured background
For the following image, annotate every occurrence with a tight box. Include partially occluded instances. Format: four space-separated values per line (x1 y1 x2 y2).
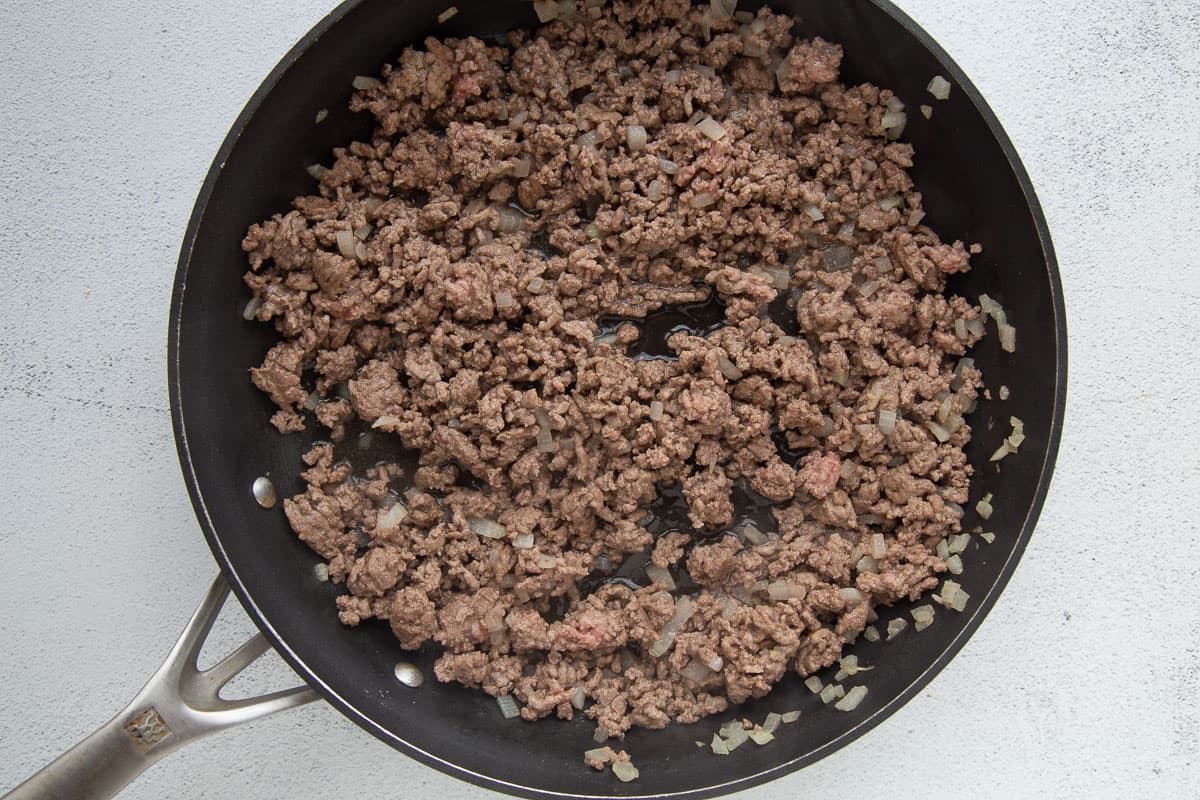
0 1 1196 798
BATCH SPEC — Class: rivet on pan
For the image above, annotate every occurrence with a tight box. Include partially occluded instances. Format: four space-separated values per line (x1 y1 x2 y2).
252 476 277 509
394 662 424 688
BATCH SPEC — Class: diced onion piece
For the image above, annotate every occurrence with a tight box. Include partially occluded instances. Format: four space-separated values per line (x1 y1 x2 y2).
690 192 716 209
948 533 971 554
585 222 601 239
513 155 532 179
536 426 556 453
819 684 845 704
886 95 905 113
335 230 357 259
584 746 611 763
946 554 963 575
532 0 558 21
926 421 951 443
868 532 887 560
804 676 824 694
242 297 262 321
748 730 775 745
612 761 639 783
709 0 736 20
437 5 458 22
468 516 508 539
762 712 783 734
878 195 902 212
999 385 1011 400
877 409 897 435
302 392 320 411
954 318 968 339
376 501 408 531
936 579 961 606
495 290 516 310
352 75 383 90
834 685 868 711
527 277 548 295
881 110 907 138
570 686 587 710
980 532 996 544
803 203 824 221
645 565 677 591
990 442 1012 461
649 400 664 421
496 695 520 719
765 267 791 290
863 624 881 642
910 604 935 631
717 355 742 380
723 725 749 750
680 658 712 683
626 124 647 152
496 205 524 233
886 617 907 640
839 587 864 606
513 533 535 550
313 562 329 582
594 333 618 346
976 492 994 520
711 734 730 755
767 581 802 601
659 157 679 174
707 656 724 672
965 316 986 337
936 538 950 560
781 710 801 723
927 75 952 100
696 116 727 140
855 555 877 573
535 554 558 569
314 108 328 125
738 523 768 546
646 179 663 202
508 110 529 129
950 589 969 612
371 415 401 429
920 104 933 119
978 293 1006 323
306 163 328 180
648 596 695 657
998 322 1016 352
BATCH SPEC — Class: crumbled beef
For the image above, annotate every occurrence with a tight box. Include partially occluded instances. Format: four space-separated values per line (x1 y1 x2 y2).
244 0 985 743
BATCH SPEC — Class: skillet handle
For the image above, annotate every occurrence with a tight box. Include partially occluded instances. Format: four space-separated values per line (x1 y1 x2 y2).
2 575 318 800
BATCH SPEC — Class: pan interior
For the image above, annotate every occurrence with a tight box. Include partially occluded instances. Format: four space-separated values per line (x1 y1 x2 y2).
170 1 1065 797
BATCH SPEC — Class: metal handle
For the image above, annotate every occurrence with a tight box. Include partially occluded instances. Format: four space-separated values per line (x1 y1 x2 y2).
2 575 318 800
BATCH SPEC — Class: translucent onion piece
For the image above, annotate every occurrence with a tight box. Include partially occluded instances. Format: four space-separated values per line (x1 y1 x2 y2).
927 74 952 100
513 156 532 179
748 730 775 745
869 532 887 560
780 710 801 723
839 587 864 606
680 658 712 683
313 563 329 582
659 157 679 174
612 761 639 783
803 203 824 221
468 516 508 539
998 322 1017 352
762 712 783 733
834 685 868 711
305 163 328 181
352 75 383 90
508 110 529 129
648 596 695 657
532 0 558 22
436 6 458 23
690 192 716 209
646 179 663 202
376 501 408 531
717 355 742 380
886 617 907 640
863 624 881 642
910 604 935 631
513 533 535 550
571 686 587 709
336 230 357 259
496 695 520 719
496 206 524 233
696 116 727 140
767 581 801 601
626 124 647 152
648 400 664 421
710 734 729 755
819 684 845 704
372 414 401 429
526 276 546 294
495 290 515 309
242 297 261 321
804 676 824 694
645 565 676 591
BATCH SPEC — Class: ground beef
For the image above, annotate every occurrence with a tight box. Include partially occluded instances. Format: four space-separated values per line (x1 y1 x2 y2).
244 0 985 743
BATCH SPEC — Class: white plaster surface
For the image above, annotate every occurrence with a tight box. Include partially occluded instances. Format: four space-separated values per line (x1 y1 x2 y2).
0 1 1196 798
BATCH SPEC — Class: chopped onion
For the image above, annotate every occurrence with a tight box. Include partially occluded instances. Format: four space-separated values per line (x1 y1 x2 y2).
313 562 329 582
868 532 887 560
680 658 712 683
738 523 768 546
978 293 1006 323
242 297 262 321
645 565 677 591
781 710 801 723
804 676 824 694
513 155 532 179
709 0 737 20
376 501 408 531
371 414 401 429
998 322 1016 352
765 267 790 290
532 0 558 22
886 617 907 640
767 581 802 601
855 555 877 573
648 596 695 657
990 442 1012 462
649 400 664 421
910 604 935 631
976 492 993 520
314 108 328 125
803 203 824 221
585 222 601 239
335 230 357 259
734 9 754 23
496 206 524 233
707 656 724 672
723 725 749 750
696 116 727 140
839 587 864 606
863 624 880 642
762 712 783 734
536 426 556 453
819 684 845 704
508 110 529 129
536 554 558 569
834 685 867 711
920 104 933 119
626 124 647 152
748 730 775 745
495 290 515 309
637 180 662 206
306 163 328 181
612 761 639 783
999 384 1011 400
593 333 618 346
946 554 963 575
513 533 535 550
526 277 547 295
927 75 952 100
717 355 742 380
496 695 520 719
926 420 951 443
821 245 854 270
886 96 906 113
710 734 730 755
981 531 996 544
936 538 950 560
659 157 679 174
948 533 971 554
690 192 716 209
468 516 508 539
352 75 383 91
954 318 968 339
354 241 368 262
881 110 907 138
571 686 587 710
879 195 903 212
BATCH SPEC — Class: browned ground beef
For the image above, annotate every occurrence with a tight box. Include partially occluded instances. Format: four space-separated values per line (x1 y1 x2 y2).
243 0 985 741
